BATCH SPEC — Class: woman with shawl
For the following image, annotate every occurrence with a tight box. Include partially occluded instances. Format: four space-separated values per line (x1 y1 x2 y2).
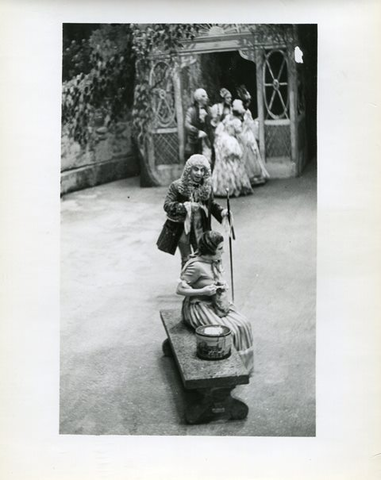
157 155 228 268
177 230 254 374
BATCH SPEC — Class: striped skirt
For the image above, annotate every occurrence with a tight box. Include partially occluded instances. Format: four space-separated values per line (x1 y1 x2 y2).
182 297 254 375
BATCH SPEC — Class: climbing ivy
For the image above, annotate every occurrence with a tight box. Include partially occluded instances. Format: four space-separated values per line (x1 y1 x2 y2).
62 24 99 82
61 24 136 147
61 23 200 149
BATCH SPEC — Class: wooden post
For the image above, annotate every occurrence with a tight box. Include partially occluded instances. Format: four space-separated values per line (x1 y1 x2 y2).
255 48 266 162
288 47 299 174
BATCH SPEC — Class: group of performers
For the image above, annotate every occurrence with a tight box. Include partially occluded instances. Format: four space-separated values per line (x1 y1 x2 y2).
184 85 270 198
157 153 254 375
156 85 266 376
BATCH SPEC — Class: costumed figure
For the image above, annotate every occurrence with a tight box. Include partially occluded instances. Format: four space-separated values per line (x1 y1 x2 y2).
177 230 254 374
210 87 233 130
237 85 270 186
184 88 215 168
212 99 253 198
156 155 229 268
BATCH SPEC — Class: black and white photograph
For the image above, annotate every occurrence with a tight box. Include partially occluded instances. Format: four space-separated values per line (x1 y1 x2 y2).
60 23 317 436
1 1 381 479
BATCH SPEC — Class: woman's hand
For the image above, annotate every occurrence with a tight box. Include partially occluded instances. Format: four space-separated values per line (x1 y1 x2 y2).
221 209 233 223
201 284 218 296
217 282 229 293
222 209 234 235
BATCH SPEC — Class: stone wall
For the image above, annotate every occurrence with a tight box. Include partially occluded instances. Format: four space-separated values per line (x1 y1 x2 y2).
61 118 139 196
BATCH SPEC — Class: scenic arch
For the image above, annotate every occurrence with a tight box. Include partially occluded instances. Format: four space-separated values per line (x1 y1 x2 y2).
139 24 307 187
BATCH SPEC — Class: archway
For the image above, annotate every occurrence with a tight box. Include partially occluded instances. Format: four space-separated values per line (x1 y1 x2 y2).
141 24 311 186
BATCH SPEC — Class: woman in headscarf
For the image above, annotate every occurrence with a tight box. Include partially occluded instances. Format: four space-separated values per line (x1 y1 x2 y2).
237 85 270 186
210 87 233 129
177 230 254 374
156 154 228 267
184 88 214 167
212 99 253 198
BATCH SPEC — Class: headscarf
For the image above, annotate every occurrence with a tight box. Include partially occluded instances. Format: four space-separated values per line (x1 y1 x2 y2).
198 231 224 256
177 154 212 202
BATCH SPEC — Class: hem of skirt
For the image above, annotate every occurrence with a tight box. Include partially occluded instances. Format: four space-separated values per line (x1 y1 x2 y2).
238 346 254 355
237 347 254 376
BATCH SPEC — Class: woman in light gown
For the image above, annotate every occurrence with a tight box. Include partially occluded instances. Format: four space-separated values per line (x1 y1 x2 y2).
210 87 233 130
237 85 270 186
212 100 253 198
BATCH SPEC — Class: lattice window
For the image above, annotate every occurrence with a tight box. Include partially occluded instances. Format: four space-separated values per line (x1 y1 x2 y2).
150 60 177 129
263 49 289 120
265 123 291 158
149 59 182 166
153 132 180 166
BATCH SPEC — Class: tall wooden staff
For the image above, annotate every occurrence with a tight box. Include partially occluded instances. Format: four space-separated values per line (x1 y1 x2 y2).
226 188 235 302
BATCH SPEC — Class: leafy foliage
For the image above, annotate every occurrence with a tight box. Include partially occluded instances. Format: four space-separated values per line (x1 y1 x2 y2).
62 24 99 82
250 24 295 51
62 23 200 149
61 24 136 146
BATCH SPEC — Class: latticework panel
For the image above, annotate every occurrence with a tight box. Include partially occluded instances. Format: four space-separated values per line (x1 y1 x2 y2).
197 24 241 36
150 60 177 130
265 123 291 158
195 24 294 45
153 132 180 165
263 49 289 120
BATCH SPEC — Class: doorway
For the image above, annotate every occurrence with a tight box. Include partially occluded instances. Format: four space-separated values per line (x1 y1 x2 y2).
199 51 258 118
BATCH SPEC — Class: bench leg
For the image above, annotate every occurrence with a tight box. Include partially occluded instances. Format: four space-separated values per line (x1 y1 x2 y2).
185 387 249 425
162 338 173 357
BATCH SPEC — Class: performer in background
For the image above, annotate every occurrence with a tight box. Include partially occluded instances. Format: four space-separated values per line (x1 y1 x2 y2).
212 99 253 198
184 88 215 168
237 85 270 186
210 87 233 130
156 155 229 268
177 230 254 374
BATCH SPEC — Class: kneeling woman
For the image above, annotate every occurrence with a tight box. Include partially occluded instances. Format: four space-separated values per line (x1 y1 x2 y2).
176 231 254 374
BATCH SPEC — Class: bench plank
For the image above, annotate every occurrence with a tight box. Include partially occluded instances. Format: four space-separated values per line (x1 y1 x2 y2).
160 309 249 390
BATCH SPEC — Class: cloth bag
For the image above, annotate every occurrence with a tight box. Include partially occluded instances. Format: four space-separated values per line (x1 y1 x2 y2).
213 288 231 317
156 220 183 255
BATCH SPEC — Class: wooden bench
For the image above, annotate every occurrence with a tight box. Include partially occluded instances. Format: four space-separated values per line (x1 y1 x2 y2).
160 309 250 425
